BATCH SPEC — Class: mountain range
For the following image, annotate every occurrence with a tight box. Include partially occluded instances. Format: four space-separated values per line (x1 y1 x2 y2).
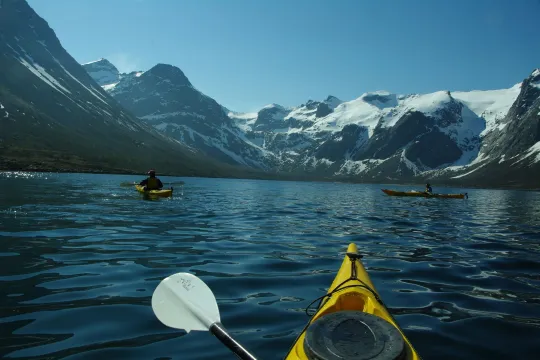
0 0 273 179
83 58 540 188
1 0 538 188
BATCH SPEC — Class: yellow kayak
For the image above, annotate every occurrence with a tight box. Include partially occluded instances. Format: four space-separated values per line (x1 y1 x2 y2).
285 243 420 360
382 189 467 199
135 184 173 197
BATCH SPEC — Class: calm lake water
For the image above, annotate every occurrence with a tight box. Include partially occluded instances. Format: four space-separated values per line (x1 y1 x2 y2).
1 172 540 360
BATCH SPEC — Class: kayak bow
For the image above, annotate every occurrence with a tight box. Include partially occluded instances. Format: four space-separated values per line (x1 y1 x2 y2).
285 243 420 360
382 189 467 199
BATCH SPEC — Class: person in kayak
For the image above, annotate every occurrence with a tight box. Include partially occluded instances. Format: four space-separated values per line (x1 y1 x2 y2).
139 169 163 190
425 183 433 194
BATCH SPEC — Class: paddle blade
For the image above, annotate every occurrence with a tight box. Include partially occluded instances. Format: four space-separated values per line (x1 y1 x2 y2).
152 272 220 333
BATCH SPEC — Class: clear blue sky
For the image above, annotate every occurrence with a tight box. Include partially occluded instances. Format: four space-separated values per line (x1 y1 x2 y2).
28 0 540 112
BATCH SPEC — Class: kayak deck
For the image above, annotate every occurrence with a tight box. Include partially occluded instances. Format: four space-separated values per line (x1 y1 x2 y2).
285 243 420 360
135 184 173 197
382 188 466 199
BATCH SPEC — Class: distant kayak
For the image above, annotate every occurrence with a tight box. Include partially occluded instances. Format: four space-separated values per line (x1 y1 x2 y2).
135 184 173 197
382 188 467 199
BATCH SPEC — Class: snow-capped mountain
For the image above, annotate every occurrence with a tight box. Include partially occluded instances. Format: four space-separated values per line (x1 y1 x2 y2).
0 0 245 177
228 90 483 177
234 73 538 186
84 57 539 187
83 61 278 168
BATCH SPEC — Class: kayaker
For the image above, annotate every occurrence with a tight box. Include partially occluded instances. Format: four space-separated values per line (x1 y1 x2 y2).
425 183 433 194
139 169 163 190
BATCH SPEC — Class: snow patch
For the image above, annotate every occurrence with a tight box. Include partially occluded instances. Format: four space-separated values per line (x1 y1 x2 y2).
155 122 182 131
337 158 388 175
401 148 421 174
402 91 452 114
82 58 106 65
52 57 109 105
450 147 479 167
302 156 334 169
453 83 521 136
141 111 206 121
531 69 540 89
17 56 72 95
284 106 317 122
272 127 291 133
261 103 288 111
102 82 119 91
229 111 258 121
268 109 290 122
317 158 333 166
445 152 490 172
382 91 452 128
314 96 382 136
232 118 257 133
518 141 540 164
451 163 487 179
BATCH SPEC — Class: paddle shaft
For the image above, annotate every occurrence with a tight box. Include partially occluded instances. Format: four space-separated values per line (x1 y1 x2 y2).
209 322 257 360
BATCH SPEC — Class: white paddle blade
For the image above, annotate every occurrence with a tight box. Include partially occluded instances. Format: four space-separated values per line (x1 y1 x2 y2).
152 272 221 333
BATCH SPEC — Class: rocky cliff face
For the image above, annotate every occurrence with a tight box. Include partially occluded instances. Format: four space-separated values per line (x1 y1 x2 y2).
422 70 540 188
485 70 540 160
81 58 120 86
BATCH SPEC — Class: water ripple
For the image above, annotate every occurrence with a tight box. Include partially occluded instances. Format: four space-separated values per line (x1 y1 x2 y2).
1 174 540 359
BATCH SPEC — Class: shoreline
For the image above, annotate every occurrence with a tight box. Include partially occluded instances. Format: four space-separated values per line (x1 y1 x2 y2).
1 166 538 192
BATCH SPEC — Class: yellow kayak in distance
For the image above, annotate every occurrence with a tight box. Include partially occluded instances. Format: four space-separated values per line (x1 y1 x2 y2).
285 243 420 360
134 184 173 198
382 188 467 199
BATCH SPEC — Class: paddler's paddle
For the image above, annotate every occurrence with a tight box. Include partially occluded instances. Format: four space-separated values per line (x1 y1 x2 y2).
120 180 184 187
151 272 257 360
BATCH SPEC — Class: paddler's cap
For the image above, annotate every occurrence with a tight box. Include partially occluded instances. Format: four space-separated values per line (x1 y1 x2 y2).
148 169 156 175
